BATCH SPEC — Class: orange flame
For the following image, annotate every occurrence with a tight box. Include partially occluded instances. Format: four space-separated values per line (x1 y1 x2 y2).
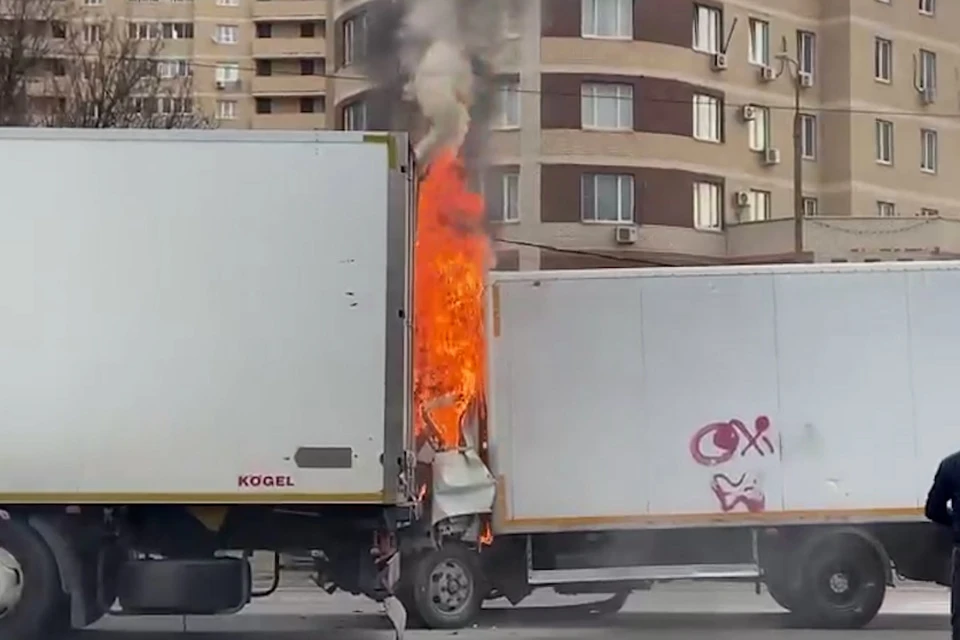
412 147 488 451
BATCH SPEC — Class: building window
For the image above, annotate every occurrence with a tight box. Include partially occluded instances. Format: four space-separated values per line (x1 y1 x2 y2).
692 4 721 54
84 24 102 43
581 0 632 39
492 173 520 223
800 114 817 159
748 19 770 66
692 93 721 142
747 105 769 151
581 83 633 130
256 23 271 38
877 201 896 217
693 181 721 230
255 98 271 114
919 49 937 91
802 197 819 217
797 30 816 78
919 0 935 15
157 59 190 79
874 37 892 82
919 207 939 217
300 97 315 113
215 24 238 44
921 128 938 173
342 14 366 67
581 173 634 223
746 189 771 222
494 80 520 129
875 119 894 164
215 63 240 85
343 101 367 130
216 100 237 120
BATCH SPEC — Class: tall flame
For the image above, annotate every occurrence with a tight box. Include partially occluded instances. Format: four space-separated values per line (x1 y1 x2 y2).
412 147 488 450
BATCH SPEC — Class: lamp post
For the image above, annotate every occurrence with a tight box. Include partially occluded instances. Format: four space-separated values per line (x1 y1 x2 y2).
774 40 804 257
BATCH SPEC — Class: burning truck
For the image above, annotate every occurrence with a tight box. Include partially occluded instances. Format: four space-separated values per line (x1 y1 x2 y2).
0 2 956 639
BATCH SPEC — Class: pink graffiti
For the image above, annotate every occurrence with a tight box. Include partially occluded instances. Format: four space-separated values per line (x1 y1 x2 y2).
711 473 766 513
688 416 775 467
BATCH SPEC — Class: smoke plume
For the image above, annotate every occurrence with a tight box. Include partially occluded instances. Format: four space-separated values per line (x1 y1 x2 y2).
360 0 517 173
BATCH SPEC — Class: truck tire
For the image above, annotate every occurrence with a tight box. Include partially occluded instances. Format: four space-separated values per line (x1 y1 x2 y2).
765 578 799 611
796 535 886 629
0 518 66 640
407 544 484 629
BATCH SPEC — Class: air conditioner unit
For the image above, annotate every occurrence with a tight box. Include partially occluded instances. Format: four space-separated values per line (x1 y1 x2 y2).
614 225 637 245
740 104 757 121
215 80 226 89
711 53 728 71
733 191 750 207
798 71 814 88
759 65 775 81
763 148 781 165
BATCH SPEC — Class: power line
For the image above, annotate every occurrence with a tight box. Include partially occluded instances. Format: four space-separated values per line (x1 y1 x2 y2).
152 58 960 120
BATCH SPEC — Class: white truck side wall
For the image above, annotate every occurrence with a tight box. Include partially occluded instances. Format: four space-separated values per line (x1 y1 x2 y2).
488 263 960 533
0 129 411 503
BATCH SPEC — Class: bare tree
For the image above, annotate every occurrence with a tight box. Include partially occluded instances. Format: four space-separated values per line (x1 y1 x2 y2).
41 14 212 128
0 0 63 125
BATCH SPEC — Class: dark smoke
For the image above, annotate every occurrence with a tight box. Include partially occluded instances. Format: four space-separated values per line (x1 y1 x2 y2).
358 0 503 177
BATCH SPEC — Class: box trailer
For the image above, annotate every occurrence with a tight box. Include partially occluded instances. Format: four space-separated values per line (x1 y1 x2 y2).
0 128 419 639
397 262 957 630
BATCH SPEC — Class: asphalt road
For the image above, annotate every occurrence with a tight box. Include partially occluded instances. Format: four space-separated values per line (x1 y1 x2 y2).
78 581 954 640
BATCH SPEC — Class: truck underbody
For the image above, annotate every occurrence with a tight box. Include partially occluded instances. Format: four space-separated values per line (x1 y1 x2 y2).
0 503 951 639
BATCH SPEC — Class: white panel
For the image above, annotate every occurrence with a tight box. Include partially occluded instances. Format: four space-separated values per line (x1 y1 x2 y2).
774 271 915 510
907 269 960 502
493 277 647 520
639 273 781 515
0 131 392 497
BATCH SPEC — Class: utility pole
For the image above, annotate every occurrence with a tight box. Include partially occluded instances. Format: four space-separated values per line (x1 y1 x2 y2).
776 38 804 257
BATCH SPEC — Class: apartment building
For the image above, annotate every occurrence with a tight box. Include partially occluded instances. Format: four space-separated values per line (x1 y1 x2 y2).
70 0 329 129
330 0 960 267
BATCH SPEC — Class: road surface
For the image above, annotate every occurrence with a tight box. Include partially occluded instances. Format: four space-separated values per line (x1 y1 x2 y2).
78 580 954 639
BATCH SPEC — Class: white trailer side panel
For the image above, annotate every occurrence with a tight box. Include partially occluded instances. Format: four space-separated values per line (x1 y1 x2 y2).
0 129 413 504
488 263 960 533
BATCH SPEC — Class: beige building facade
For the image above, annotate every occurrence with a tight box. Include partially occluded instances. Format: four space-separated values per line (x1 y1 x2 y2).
76 0 960 266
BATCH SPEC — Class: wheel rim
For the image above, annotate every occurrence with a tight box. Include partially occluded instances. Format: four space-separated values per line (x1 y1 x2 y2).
427 558 474 616
0 548 24 618
818 563 860 608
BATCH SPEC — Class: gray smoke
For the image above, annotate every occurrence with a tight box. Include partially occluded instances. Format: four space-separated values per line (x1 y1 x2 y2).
360 0 517 173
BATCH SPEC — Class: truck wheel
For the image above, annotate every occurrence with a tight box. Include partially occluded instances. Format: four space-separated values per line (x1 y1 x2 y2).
797 536 886 629
0 519 65 640
408 544 484 629
765 578 798 611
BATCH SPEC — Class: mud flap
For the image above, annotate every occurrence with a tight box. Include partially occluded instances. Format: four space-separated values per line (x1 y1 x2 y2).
380 551 405 640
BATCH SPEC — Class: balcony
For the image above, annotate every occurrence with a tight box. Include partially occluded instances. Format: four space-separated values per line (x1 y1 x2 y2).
251 112 327 130
252 36 327 58
251 75 326 95
253 0 326 20
726 216 960 261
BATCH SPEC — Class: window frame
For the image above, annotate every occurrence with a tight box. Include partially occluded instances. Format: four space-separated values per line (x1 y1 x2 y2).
919 0 935 16
919 48 937 91
797 30 816 78
921 128 938 173
493 80 521 129
580 82 633 131
492 172 521 223
581 0 633 39
692 4 722 55
875 119 894 165
802 197 819 217
747 105 769 151
580 173 635 224
800 113 817 160
874 37 892 83
693 180 722 230
746 189 771 222
748 18 770 67
343 101 367 131
877 201 897 217
692 93 722 143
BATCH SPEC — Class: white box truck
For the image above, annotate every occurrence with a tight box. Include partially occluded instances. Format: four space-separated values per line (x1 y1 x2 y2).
0 128 420 639
397 263 957 630
0 129 953 638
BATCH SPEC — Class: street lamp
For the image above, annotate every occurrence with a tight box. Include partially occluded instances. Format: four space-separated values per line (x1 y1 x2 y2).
774 37 803 257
